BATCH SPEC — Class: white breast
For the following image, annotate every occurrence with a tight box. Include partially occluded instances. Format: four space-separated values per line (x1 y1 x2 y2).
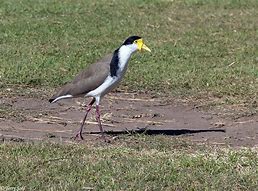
86 45 136 98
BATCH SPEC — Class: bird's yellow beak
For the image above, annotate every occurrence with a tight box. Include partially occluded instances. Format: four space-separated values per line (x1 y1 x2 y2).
136 39 151 52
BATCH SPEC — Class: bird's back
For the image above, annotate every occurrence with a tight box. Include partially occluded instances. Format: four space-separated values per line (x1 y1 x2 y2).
49 54 112 102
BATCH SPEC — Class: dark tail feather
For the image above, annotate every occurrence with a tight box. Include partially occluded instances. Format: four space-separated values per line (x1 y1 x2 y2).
49 83 74 103
48 94 73 103
49 98 55 103
49 94 58 103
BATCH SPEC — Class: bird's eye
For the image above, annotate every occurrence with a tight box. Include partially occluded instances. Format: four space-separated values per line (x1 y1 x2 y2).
135 40 138 43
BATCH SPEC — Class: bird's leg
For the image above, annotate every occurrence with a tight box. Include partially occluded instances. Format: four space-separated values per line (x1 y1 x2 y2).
95 104 107 142
74 98 95 140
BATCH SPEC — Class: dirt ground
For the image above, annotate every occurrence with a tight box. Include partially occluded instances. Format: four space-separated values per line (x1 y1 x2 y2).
0 92 258 147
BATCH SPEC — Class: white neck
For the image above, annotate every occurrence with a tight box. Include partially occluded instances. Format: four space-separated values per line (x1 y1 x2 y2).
85 44 137 99
117 44 137 73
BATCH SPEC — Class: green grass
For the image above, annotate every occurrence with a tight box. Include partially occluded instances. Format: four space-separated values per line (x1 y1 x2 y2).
0 136 258 190
0 0 257 105
1 1 258 190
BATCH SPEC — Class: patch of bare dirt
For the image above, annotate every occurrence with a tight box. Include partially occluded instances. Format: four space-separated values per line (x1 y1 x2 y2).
0 92 258 147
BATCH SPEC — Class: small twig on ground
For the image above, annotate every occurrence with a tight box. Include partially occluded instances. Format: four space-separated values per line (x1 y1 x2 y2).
227 62 236 67
234 120 254 124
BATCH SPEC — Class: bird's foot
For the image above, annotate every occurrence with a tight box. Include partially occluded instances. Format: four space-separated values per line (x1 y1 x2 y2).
73 132 84 141
102 135 110 143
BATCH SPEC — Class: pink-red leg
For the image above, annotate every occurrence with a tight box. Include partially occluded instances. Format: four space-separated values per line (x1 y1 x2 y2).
95 105 107 142
74 98 95 140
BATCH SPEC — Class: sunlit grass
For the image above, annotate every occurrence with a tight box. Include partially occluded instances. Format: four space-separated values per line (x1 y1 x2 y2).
0 1 258 189
0 136 257 190
0 0 257 105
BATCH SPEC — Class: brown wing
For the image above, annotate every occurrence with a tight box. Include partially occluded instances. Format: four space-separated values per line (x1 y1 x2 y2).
49 54 112 102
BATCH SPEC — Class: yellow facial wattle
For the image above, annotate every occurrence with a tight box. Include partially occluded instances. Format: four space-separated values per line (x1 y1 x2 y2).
135 39 151 52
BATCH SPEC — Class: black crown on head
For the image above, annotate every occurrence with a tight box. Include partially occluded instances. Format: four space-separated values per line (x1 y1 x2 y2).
122 36 142 45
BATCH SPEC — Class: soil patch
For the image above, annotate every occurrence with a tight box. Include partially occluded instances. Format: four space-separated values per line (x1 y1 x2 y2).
0 92 257 147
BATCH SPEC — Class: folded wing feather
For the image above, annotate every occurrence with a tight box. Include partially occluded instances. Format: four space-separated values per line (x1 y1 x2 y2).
49 54 112 103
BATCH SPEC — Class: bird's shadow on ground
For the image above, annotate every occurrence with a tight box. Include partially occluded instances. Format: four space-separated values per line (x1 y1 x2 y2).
89 128 226 136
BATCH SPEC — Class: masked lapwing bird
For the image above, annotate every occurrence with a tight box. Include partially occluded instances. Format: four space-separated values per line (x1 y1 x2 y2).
49 36 151 141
